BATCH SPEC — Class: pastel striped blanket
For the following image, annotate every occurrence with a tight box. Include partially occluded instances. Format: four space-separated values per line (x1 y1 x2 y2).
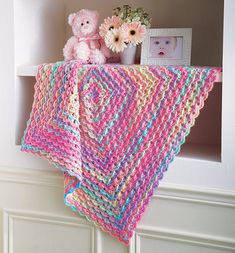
21 62 221 244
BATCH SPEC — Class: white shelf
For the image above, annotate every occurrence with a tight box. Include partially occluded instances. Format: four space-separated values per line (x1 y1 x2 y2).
16 65 223 82
17 65 38 76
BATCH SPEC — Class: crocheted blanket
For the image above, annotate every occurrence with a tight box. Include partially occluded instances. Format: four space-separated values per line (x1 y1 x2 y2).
21 62 221 244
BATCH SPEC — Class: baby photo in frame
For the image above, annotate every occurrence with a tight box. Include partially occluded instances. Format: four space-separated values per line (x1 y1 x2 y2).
141 28 192 65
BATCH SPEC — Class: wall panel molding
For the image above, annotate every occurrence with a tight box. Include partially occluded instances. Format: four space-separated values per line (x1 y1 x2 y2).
3 209 96 253
130 227 235 253
1 166 235 253
155 183 235 207
0 166 63 188
0 166 234 207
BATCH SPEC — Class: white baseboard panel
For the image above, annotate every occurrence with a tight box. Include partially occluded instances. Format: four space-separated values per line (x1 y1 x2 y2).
130 227 235 253
3 209 95 253
0 166 235 253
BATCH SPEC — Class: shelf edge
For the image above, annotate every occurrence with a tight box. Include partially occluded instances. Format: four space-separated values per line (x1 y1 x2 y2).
17 65 38 77
16 65 223 82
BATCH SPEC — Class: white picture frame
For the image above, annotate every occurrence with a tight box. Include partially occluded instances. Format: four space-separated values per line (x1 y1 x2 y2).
140 28 192 65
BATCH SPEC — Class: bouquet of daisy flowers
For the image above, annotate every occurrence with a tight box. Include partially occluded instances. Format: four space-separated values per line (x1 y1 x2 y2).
99 5 151 53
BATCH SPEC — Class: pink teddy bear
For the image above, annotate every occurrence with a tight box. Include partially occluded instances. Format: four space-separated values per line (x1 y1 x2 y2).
63 9 110 64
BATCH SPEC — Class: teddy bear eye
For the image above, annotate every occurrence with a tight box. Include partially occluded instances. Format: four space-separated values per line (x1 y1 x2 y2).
86 21 89 24
81 23 84 26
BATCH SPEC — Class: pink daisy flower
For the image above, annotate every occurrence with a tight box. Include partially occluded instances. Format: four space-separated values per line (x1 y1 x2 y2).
99 16 123 38
121 21 146 45
104 28 127 53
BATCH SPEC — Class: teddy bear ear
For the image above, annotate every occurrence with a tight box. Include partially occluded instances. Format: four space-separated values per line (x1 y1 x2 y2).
68 13 76 26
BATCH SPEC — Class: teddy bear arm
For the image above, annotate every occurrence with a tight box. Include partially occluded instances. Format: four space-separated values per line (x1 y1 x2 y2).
63 37 77 61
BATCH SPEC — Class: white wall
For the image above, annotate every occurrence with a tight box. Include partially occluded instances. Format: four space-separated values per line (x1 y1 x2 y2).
222 0 235 165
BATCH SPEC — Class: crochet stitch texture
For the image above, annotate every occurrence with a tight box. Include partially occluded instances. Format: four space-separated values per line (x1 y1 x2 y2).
21 62 221 244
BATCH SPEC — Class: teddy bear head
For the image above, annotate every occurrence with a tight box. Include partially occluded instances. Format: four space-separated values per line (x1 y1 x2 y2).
68 9 99 37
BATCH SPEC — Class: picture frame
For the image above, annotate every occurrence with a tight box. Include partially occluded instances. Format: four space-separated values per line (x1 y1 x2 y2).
140 28 192 65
